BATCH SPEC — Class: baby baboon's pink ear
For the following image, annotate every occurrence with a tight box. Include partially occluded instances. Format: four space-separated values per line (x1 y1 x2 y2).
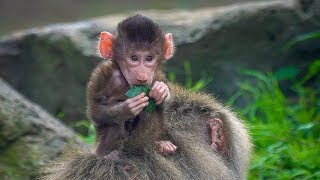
164 33 174 60
99 31 114 59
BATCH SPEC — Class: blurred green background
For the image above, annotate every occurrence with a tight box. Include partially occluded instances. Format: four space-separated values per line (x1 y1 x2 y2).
0 0 319 179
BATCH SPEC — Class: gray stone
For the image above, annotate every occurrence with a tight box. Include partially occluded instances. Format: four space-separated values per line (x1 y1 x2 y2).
0 78 85 179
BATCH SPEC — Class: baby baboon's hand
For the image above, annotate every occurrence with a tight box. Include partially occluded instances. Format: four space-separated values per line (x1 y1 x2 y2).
123 92 149 117
149 81 171 105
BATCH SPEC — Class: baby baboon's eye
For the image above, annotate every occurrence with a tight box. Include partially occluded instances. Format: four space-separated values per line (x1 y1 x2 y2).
131 55 138 61
146 55 153 62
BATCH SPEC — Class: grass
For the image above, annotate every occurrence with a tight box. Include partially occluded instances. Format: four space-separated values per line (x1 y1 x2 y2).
230 60 320 179
168 60 212 91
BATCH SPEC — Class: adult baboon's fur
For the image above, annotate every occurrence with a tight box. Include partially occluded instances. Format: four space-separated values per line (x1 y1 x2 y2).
41 84 252 180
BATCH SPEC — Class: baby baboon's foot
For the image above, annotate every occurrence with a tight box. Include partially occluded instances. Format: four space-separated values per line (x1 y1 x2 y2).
156 140 177 155
103 150 120 161
208 118 225 153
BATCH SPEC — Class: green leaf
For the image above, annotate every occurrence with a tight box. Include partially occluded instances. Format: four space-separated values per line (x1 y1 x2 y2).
168 72 176 82
125 85 150 98
297 122 317 131
144 99 156 112
56 112 65 119
297 59 320 85
283 31 320 50
125 85 157 112
184 61 192 89
275 66 299 80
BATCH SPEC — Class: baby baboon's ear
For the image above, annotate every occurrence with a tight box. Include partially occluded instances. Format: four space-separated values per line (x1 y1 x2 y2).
164 33 174 60
99 31 114 59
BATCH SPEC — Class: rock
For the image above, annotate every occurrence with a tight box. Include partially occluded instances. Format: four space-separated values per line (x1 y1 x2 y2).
0 78 85 179
0 0 319 122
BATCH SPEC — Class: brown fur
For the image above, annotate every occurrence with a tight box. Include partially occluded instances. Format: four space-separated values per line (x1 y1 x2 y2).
113 14 166 63
164 84 252 179
41 83 252 180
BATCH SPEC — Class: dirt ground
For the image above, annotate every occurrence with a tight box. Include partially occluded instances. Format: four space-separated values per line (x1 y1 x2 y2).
0 0 263 36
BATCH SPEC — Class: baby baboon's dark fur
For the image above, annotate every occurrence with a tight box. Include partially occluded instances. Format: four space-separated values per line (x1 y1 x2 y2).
41 84 252 180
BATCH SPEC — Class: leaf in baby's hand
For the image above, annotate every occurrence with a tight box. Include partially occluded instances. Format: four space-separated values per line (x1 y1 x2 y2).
144 99 156 112
125 86 157 112
125 86 148 98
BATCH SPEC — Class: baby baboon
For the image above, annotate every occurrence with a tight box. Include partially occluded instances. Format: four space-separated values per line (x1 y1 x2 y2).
41 14 252 180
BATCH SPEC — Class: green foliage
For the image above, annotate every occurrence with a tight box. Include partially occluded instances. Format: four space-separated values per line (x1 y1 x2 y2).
56 112 65 119
283 31 320 50
231 60 320 179
0 142 40 179
73 120 95 144
168 60 212 91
